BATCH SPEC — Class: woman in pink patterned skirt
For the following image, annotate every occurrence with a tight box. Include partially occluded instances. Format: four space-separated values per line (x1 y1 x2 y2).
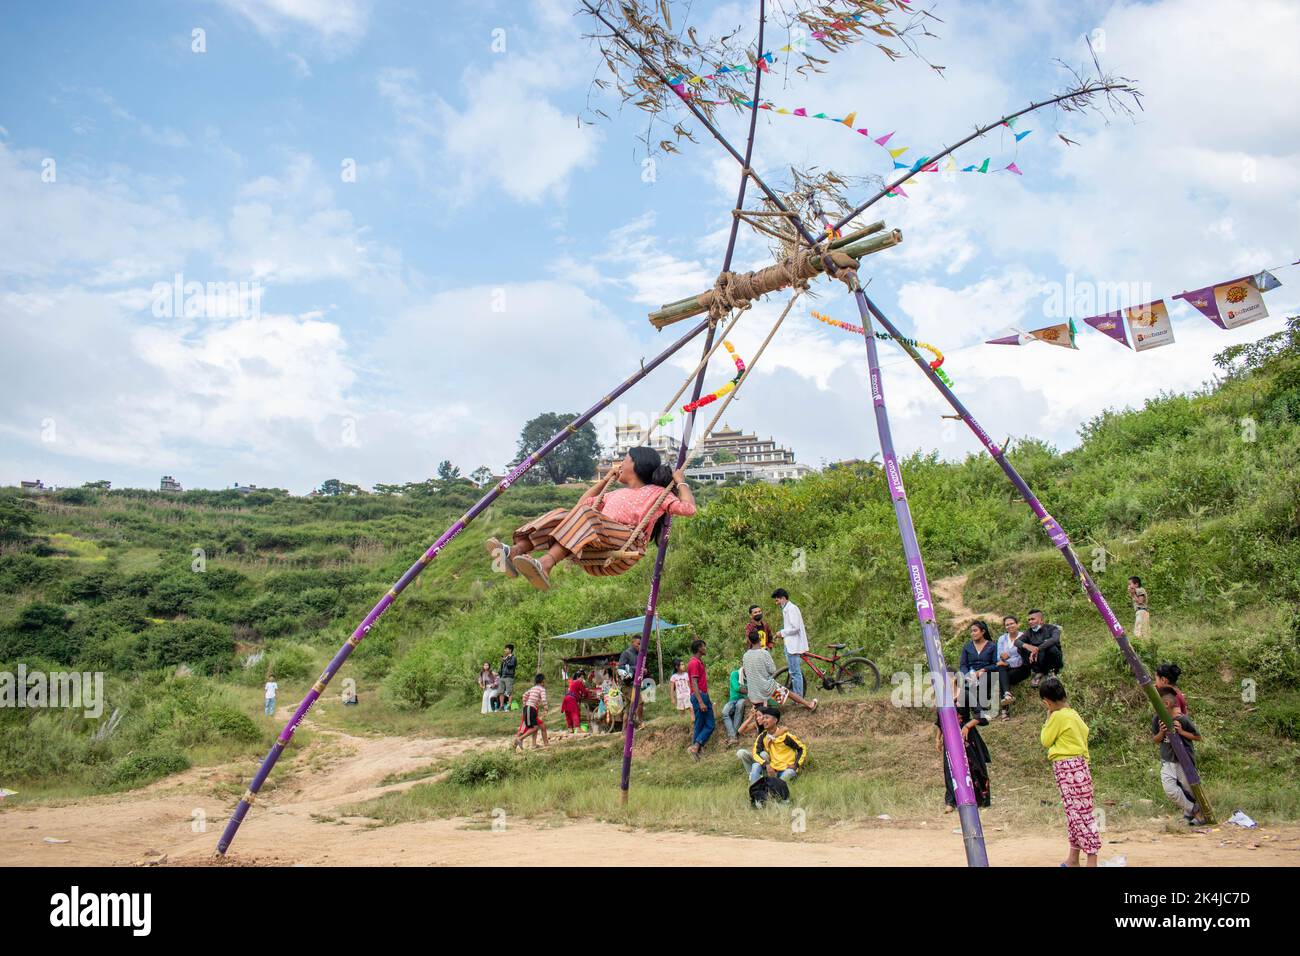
1038 677 1101 867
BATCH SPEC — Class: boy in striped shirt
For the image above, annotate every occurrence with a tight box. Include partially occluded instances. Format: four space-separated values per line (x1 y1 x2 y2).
514 674 550 750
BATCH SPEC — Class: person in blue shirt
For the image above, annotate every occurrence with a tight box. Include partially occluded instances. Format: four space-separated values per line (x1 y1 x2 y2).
959 620 999 712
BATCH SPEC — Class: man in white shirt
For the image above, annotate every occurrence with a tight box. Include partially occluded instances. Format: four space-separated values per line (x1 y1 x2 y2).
263 676 278 717
772 589 809 697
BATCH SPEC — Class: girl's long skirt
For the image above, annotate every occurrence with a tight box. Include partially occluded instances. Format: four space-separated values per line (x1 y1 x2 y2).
943 732 992 808
1052 755 1102 855
515 505 643 576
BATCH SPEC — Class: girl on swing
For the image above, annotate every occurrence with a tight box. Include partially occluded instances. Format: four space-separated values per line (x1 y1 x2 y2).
484 446 696 591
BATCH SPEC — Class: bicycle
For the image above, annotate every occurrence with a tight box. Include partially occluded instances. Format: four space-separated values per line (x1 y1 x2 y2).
777 643 881 694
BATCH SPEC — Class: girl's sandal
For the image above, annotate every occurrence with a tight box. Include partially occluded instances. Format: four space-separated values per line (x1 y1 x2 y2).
512 554 551 591
484 537 519 577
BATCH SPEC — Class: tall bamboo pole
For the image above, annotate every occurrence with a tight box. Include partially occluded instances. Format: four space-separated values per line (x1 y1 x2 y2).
857 292 1214 823
618 0 770 803
849 282 989 865
214 315 711 855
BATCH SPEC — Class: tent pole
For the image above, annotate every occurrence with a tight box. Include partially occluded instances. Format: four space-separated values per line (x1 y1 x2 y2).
618 0 769 805
858 291 1215 823
214 315 712 855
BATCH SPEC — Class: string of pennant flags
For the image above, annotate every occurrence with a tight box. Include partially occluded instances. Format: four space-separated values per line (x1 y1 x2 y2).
987 264 1295 353
670 89 1029 199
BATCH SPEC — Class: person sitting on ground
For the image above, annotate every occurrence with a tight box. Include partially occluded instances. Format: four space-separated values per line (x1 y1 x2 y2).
744 604 775 652
738 628 817 736
562 669 596 735
478 663 500 714
720 662 748 746
601 669 625 733
1154 662 1187 714
1151 688 1205 825
958 620 999 712
669 659 691 711
737 704 808 786
514 673 549 750
995 614 1031 719
1016 609 1063 687
935 672 991 812
1038 677 1100 867
484 447 696 591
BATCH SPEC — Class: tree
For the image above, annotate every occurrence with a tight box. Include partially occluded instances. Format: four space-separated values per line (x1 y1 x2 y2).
0 496 36 544
470 466 493 488
713 450 737 464
373 483 404 496
436 460 461 481
512 413 599 484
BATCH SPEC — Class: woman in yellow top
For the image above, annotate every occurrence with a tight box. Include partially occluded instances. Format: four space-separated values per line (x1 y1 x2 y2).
1039 677 1101 867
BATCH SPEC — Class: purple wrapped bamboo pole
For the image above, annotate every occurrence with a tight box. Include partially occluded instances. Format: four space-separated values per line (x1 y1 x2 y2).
215 316 711 855
850 285 989 867
858 291 1214 823
618 0 769 800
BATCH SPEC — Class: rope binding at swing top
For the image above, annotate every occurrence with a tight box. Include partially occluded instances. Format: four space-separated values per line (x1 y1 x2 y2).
811 310 954 386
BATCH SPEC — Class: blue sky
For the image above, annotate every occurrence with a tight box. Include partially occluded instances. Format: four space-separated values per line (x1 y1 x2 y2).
2 0 1296 493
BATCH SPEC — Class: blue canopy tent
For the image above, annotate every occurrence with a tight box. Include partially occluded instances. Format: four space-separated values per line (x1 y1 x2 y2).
552 616 684 687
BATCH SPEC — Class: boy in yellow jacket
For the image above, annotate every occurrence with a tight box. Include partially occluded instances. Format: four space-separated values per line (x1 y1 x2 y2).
736 705 808 785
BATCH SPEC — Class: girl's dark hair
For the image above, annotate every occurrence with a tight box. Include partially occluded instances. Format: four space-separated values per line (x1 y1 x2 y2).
970 620 992 641
1038 676 1067 702
573 669 586 680
1156 662 1181 684
671 658 683 669
627 446 675 543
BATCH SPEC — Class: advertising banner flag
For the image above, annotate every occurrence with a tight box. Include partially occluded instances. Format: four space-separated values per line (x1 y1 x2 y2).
1124 299 1175 351
1082 311 1132 349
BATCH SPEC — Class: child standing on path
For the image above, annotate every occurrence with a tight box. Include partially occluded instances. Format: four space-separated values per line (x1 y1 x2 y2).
514 673 549 750
1038 677 1100 867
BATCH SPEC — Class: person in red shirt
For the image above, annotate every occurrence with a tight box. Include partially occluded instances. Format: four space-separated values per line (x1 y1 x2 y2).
686 639 716 759
561 669 596 733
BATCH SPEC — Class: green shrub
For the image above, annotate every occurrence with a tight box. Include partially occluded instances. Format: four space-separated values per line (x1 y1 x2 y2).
447 750 527 787
106 750 190 787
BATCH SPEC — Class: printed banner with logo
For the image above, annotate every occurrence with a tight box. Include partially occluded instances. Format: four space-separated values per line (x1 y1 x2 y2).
1174 275 1270 330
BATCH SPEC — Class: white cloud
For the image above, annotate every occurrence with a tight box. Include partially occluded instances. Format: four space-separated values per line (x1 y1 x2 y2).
218 0 372 55
377 50 601 204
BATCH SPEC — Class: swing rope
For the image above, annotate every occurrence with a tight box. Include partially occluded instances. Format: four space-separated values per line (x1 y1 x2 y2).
600 284 810 565
591 307 749 511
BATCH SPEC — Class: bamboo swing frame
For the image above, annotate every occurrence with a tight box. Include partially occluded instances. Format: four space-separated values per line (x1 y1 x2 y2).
215 0 1209 863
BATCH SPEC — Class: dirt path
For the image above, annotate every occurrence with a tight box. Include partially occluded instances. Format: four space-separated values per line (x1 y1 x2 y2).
933 574 1002 633
5 720 1297 867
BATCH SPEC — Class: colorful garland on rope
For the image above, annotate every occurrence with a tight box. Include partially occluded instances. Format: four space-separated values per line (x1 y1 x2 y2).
656 341 747 426
811 311 954 386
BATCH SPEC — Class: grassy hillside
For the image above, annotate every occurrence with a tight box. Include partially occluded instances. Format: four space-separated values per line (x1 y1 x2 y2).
2 318 1298 828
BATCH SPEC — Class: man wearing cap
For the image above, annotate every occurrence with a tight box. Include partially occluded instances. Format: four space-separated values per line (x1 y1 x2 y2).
736 704 808 785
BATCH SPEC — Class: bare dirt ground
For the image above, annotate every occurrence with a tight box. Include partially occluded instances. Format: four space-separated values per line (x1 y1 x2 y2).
932 573 1002 632
4 720 1296 867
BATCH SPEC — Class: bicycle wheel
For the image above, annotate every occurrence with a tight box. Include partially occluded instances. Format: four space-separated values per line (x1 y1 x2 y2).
776 666 793 690
832 657 881 694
